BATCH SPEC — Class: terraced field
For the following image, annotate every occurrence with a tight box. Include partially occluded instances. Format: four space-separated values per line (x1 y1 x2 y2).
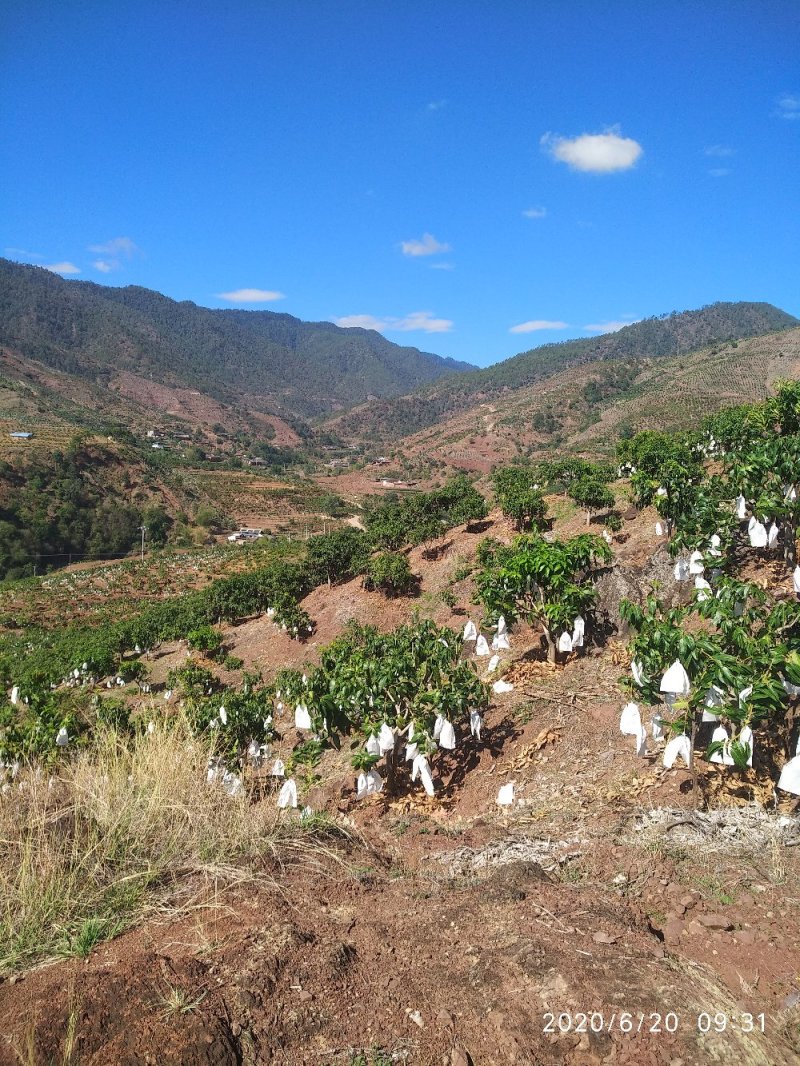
0 538 302 631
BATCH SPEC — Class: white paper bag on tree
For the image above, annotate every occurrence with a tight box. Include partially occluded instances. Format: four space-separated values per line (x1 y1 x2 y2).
378 722 395 754
663 734 691 769
619 702 641 736
277 778 298 808
411 754 435 796
470 709 483 740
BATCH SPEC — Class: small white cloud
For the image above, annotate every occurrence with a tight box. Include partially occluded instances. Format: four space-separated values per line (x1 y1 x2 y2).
776 93 800 119
334 314 389 331
335 310 453 334
522 207 547 219
509 319 568 334
427 99 447 111
583 316 640 333
394 311 453 333
217 288 286 302
88 236 140 258
708 168 731 177
429 261 454 270
704 144 734 157
86 236 141 273
400 233 451 257
43 261 80 275
541 126 643 173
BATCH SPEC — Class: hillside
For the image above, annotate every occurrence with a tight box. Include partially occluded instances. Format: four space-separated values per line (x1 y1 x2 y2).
0 258 474 423
330 302 799 443
392 326 800 472
1 485 799 1064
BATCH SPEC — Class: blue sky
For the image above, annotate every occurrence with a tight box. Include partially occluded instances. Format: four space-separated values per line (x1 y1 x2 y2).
2 0 798 368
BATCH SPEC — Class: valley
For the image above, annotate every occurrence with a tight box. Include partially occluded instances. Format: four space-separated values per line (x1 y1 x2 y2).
0 271 799 1065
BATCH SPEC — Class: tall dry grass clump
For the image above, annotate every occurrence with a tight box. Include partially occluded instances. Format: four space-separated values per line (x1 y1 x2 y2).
0 717 286 972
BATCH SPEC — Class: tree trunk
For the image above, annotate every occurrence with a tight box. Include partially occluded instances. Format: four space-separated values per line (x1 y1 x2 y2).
785 520 797 570
545 628 557 665
689 712 699 808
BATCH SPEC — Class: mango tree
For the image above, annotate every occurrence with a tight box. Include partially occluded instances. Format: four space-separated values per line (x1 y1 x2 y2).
474 533 612 663
275 620 490 797
493 466 548 531
569 477 615 526
620 579 800 781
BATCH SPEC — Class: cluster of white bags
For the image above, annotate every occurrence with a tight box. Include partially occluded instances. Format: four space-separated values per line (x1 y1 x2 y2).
557 616 585 655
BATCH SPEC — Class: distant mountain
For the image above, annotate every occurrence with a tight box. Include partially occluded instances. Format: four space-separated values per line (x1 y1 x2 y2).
392 325 800 472
0 258 474 420
331 302 800 441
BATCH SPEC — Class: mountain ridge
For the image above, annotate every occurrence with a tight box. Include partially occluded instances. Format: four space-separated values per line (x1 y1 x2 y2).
0 258 474 421
328 301 799 441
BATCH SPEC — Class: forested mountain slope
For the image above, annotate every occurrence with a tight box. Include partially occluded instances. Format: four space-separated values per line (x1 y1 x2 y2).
331 302 799 441
0 258 474 419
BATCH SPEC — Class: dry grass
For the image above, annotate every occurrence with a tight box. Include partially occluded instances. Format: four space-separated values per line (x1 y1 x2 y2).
0 718 294 973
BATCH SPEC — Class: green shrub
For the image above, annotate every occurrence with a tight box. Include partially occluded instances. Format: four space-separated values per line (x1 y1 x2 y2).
187 625 223 656
363 552 415 597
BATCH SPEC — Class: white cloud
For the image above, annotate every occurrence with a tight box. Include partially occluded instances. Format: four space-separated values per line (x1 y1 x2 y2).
335 310 453 334
541 127 643 173
334 314 388 331
776 93 800 119
400 233 451 257
394 311 453 332
87 236 141 273
217 288 286 302
43 261 80 275
704 144 734 157
509 319 568 334
708 168 731 178
522 206 547 219
583 316 640 333
427 99 447 111
89 236 139 257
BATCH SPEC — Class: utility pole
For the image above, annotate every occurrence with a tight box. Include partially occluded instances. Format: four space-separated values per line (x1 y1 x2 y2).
139 525 147 562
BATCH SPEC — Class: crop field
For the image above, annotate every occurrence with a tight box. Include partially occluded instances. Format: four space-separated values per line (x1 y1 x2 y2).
0 417 78 459
0 538 303 632
181 469 338 525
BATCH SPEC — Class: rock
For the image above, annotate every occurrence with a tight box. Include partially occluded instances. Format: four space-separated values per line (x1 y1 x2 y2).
662 919 685 945
437 1009 456 1029
592 931 619 944
296 989 313 1003
734 929 755 945
450 1049 471 1066
697 913 734 931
